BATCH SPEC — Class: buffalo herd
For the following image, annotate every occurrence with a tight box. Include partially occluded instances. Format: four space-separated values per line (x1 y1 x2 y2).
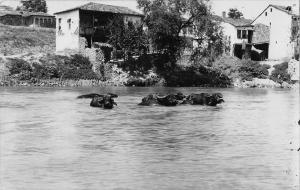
77 92 224 109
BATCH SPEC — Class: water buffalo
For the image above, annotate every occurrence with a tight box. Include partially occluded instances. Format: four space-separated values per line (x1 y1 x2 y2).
77 93 118 109
138 93 185 106
187 93 224 106
139 92 224 107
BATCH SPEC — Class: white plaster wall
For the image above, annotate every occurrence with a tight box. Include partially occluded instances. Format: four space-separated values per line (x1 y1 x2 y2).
55 10 80 52
124 15 142 25
253 7 293 60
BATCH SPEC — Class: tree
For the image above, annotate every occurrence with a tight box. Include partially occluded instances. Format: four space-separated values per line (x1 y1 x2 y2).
137 0 224 64
17 0 47 13
227 8 243 19
106 15 148 60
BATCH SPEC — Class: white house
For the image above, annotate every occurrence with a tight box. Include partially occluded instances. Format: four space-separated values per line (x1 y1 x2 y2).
214 14 254 59
252 4 299 60
54 2 143 52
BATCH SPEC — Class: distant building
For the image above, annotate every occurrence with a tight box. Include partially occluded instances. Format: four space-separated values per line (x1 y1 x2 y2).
22 12 55 28
54 2 143 52
252 4 299 60
0 11 23 26
0 10 55 28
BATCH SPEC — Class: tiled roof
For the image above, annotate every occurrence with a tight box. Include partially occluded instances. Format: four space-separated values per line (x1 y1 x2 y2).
252 4 299 24
252 23 270 44
270 4 298 16
0 11 54 17
54 2 143 17
21 12 54 17
213 15 252 27
0 5 14 12
0 11 22 17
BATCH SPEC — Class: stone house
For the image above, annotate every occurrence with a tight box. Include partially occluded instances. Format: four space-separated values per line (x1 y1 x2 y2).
54 2 144 53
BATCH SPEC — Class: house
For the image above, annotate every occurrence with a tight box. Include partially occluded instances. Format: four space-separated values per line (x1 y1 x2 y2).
0 11 23 26
215 13 254 59
22 12 55 28
0 10 55 28
252 4 300 60
54 2 144 53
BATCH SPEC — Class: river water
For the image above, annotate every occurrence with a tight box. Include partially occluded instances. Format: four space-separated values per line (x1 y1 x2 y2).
0 87 299 190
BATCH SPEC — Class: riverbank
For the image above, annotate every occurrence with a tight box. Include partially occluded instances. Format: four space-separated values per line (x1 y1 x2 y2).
0 52 298 88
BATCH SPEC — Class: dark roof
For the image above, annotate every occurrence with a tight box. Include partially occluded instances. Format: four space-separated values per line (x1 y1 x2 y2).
0 11 22 17
0 5 14 12
0 11 54 17
22 12 54 17
252 4 298 24
270 4 298 15
213 15 252 27
54 2 143 17
252 23 270 44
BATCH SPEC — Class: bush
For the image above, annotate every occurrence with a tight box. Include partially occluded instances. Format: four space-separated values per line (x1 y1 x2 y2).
58 54 99 80
7 58 33 80
270 62 291 83
238 59 270 81
32 62 59 79
8 58 32 75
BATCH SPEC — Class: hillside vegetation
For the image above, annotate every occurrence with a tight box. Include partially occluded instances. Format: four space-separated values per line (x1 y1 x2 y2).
0 24 55 56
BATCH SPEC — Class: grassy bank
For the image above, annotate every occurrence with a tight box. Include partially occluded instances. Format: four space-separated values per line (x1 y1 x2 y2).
0 24 55 56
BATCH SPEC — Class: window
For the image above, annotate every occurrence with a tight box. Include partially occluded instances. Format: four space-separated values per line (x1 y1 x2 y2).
237 30 241 39
67 18 71 30
270 8 272 12
265 12 267 16
58 18 62 31
242 30 247 39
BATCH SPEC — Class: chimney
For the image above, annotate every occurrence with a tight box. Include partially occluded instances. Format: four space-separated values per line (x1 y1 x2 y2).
286 6 292 12
222 11 226 18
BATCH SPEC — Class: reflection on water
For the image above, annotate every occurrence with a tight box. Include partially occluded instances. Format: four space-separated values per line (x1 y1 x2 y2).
0 87 299 190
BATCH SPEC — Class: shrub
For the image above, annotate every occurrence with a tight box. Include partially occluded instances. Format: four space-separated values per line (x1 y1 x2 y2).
58 54 99 80
270 62 291 83
32 62 59 79
66 54 92 70
238 59 270 81
8 58 32 75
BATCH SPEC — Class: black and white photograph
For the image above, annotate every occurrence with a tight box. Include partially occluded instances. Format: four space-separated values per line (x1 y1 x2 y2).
0 0 299 189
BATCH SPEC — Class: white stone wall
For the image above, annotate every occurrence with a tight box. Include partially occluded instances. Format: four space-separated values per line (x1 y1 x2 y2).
252 6 294 60
55 10 80 52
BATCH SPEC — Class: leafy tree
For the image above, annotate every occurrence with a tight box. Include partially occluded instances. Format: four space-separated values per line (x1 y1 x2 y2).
137 0 224 65
17 0 47 13
227 8 243 19
106 15 148 60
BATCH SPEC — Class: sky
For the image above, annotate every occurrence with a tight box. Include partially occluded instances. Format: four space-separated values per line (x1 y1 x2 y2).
1 0 299 19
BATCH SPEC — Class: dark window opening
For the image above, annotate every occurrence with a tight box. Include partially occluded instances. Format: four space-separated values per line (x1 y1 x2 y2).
242 30 247 39
67 18 71 30
265 12 267 16
58 18 62 31
237 30 241 39
270 8 272 12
